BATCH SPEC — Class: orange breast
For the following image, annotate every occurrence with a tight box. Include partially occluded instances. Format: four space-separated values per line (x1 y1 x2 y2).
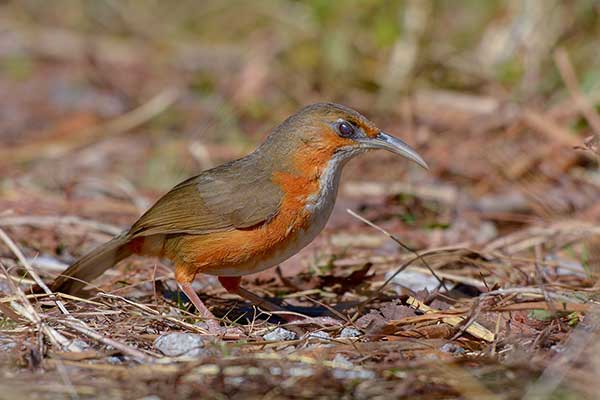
166 136 344 283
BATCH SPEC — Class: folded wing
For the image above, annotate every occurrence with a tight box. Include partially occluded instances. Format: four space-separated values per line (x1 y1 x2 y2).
129 159 283 237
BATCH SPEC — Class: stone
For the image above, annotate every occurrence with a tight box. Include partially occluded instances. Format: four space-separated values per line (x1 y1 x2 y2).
263 327 297 341
154 332 210 358
339 327 361 338
308 331 330 340
440 343 465 354
384 269 441 292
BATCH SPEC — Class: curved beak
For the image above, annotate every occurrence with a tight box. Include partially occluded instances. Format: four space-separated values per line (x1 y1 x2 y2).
359 132 429 170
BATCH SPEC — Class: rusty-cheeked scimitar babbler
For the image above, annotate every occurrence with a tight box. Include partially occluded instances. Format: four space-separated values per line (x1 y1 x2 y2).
46 103 428 333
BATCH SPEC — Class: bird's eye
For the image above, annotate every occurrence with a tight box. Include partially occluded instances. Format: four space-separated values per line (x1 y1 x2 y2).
337 121 355 137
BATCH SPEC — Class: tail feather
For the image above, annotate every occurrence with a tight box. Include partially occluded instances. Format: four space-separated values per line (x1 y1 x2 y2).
51 234 132 296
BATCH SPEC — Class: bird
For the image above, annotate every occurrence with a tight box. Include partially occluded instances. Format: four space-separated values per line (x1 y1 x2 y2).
45 102 428 334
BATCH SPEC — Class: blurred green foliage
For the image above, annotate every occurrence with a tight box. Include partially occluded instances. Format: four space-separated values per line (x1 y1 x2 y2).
0 54 34 81
8 0 599 104
2 0 599 190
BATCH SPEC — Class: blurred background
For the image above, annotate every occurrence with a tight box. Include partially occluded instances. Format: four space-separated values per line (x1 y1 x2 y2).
0 0 597 228
1 1 600 398
1 0 598 259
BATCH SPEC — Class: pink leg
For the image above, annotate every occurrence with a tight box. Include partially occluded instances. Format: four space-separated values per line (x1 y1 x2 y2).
178 281 245 337
177 282 222 333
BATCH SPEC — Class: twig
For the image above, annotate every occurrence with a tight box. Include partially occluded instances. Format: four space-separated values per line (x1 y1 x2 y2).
0 263 82 352
0 227 70 315
304 296 351 324
98 293 209 335
0 228 158 358
554 48 600 137
489 301 590 313
405 296 494 342
357 249 452 310
405 265 490 290
347 209 449 291
56 319 154 363
481 287 581 304
523 307 600 399
449 297 482 341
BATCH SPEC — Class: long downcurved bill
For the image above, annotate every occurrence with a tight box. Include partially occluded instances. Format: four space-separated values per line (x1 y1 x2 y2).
359 132 428 170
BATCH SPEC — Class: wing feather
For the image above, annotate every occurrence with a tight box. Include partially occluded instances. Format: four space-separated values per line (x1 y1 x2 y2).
129 159 282 237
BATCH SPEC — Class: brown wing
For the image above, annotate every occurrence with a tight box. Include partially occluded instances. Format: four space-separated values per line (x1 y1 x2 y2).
129 158 283 237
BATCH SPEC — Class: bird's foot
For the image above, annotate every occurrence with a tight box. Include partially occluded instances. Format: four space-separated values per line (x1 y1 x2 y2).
197 319 245 339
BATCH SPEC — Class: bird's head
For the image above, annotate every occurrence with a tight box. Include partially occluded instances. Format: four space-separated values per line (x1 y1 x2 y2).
266 103 428 171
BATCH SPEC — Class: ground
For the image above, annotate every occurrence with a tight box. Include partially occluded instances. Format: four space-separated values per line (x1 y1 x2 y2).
1 2 600 399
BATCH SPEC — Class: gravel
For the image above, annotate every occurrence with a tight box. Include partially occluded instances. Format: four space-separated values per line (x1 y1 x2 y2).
308 331 330 340
440 343 466 354
154 332 211 358
263 327 297 341
339 327 361 338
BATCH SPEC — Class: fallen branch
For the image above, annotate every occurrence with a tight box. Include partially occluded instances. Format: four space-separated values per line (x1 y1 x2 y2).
405 296 495 342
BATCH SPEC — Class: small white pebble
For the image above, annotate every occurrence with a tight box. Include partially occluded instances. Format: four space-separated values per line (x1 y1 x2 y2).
440 343 465 354
288 366 314 377
384 270 441 292
225 377 246 386
71 339 89 350
308 331 330 340
332 368 375 380
263 327 297 341
340 327 361 338
154 332 209 358
107 356 124 364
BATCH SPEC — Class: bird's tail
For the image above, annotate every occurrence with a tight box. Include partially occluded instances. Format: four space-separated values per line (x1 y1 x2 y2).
49 233 132 296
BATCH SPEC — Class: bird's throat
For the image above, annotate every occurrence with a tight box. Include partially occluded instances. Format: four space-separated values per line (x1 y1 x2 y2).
304 149 351 214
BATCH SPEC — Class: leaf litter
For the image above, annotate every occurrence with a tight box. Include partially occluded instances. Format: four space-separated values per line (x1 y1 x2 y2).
1 2 600 399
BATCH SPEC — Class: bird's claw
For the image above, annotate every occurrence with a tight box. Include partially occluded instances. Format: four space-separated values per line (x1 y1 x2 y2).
197 320 245 338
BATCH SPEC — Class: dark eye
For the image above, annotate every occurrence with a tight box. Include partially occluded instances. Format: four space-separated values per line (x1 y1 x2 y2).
337 121 355 137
